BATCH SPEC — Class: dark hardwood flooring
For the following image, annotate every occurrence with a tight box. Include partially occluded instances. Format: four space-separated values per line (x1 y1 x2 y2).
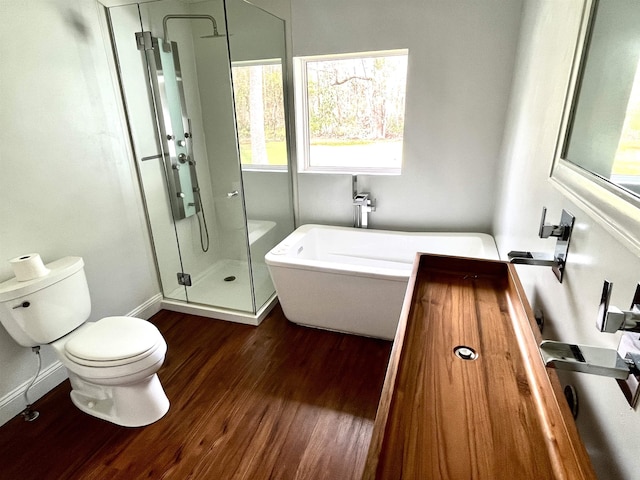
0 305 391 480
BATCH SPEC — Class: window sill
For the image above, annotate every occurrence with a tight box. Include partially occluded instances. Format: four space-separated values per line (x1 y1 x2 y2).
241 165 288 173
299 166 401 176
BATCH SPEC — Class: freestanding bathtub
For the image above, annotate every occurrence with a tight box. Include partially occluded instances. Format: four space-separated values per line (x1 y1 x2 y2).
265 224 500 340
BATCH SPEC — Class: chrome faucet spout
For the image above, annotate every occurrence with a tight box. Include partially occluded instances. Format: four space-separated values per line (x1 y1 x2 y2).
540 340 637 380
353 192 369 206
507 251 559 267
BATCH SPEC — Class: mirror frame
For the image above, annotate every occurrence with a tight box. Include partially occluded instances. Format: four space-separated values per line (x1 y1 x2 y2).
550 0 640 256
100 0 158 6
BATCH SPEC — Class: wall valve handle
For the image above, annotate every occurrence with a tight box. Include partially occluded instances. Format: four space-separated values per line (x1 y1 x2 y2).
539 206 568 239
509 207 575 282
597 280 640 333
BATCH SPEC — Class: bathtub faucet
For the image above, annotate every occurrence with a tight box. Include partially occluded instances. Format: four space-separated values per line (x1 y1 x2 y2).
353 192 376 228
352 175 376 228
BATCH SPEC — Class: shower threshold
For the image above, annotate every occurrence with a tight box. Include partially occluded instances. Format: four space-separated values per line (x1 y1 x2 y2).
162 259 277 326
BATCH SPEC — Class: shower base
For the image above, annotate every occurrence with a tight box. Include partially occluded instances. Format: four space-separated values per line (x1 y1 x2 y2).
162 259 277 326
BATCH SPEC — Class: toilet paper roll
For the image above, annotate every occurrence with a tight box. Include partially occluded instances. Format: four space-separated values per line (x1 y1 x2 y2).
10 253 50 282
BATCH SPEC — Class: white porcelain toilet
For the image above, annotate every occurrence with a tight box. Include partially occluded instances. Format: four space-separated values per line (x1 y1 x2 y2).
0 256 169 427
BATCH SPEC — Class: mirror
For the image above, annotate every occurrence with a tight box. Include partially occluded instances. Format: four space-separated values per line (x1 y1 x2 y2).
551 0 640 254
564 0 640 196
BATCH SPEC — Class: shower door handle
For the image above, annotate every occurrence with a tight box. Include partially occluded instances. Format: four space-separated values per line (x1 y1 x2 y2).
227 190 239 198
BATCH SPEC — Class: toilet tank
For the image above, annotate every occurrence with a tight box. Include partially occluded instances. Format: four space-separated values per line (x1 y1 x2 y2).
0 257 91 347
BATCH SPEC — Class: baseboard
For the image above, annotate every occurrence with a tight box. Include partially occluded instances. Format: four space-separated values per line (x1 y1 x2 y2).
0 293 164 427
128 293 163 320
0 361 68 427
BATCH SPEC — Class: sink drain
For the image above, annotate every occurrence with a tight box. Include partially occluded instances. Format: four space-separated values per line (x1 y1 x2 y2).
223 276 236 282
453 345 478 361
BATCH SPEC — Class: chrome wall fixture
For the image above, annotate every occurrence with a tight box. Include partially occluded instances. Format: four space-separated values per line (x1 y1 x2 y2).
597 281 640 334
352 175 376 229
161 14 226 52
540 280 640 407
136 31 201 221
508 206 576 282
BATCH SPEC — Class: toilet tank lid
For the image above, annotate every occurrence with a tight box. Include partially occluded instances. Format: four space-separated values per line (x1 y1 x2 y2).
0 257 84 302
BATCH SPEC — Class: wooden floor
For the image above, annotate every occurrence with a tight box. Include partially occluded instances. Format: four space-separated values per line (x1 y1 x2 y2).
0 305 391 480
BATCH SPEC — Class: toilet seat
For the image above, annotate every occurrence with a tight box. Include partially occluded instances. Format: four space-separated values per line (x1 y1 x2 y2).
65 316 164 368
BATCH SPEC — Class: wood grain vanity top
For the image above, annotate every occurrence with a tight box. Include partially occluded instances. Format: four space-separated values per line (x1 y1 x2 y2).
363 254 596 480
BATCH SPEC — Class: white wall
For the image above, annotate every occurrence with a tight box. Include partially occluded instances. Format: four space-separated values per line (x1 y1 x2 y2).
289 0 523 232
493 1 640 478
0 0 160 424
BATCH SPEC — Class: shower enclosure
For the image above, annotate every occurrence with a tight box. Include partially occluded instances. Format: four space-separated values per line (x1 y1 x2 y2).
107 0 295 322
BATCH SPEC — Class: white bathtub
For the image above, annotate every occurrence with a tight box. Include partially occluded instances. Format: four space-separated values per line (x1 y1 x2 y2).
265 224 499 340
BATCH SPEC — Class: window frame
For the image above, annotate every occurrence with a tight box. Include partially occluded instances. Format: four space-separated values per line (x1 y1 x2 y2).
294 49 408 175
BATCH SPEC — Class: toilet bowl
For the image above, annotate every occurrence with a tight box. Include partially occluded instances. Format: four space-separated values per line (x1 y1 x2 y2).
0 257 169 427
52 316 169 427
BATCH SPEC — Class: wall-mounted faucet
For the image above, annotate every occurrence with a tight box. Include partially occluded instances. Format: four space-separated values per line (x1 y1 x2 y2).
541 338 640 407
540 340 637 380
352 175 376 228
539 280 640 407
507 207 575 282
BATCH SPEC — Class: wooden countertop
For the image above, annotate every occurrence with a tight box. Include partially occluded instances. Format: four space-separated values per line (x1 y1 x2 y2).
363 254 596 480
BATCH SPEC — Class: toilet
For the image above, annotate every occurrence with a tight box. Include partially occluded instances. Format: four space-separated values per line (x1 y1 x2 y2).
0 256 169 427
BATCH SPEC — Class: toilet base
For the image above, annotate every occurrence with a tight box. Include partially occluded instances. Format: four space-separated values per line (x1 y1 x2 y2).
69 373 169 427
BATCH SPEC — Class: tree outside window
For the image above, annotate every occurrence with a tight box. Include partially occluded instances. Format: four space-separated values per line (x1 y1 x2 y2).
232 60 287 169
295 50 408 174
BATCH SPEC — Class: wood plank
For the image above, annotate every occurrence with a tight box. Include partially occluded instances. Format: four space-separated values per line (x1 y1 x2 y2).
0 305 391 480
363 254 596 480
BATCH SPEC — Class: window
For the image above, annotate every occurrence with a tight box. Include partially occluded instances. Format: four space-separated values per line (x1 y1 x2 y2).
231 59 287 171
294 50 409 174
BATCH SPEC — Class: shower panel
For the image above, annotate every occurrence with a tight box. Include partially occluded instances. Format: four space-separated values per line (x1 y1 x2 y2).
137 31 199 221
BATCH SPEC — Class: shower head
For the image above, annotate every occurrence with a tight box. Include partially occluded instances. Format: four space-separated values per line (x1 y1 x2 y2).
199 32 230 39
162 14 227 48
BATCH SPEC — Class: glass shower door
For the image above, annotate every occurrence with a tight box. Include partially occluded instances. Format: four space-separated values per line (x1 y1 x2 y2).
109 1 254 313
108 3 189 305
107 0 295 316
226 0 295 310
138 1 255 313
